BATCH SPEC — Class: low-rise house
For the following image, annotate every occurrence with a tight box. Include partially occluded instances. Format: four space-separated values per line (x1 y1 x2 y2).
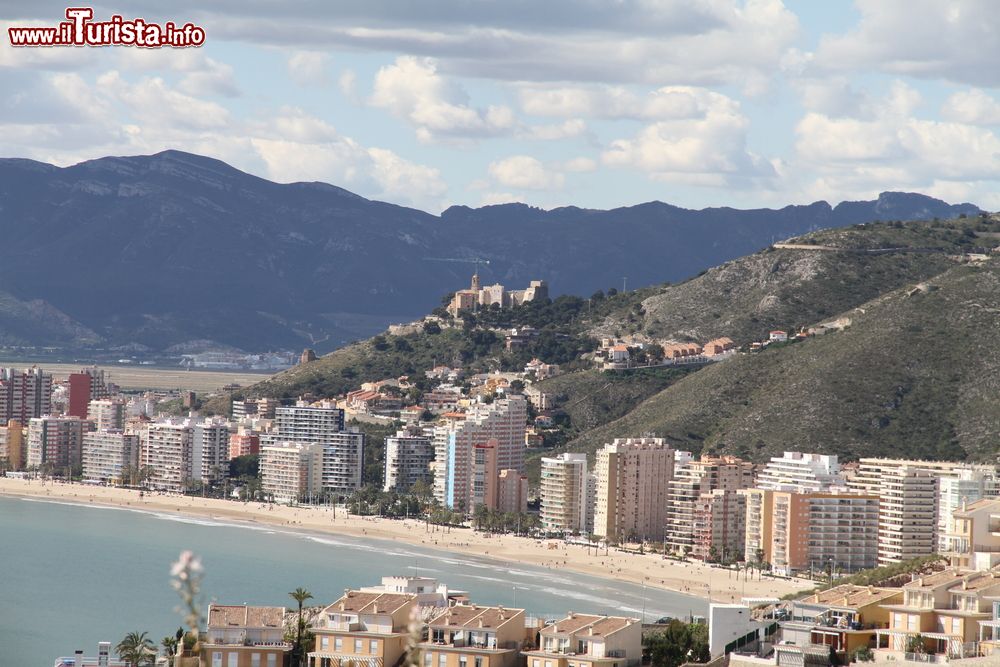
524 613 641 667
310 590 417 667
420 604 529 667
945 499 1000 571
876 569 967 657
780 584 901 660
200 604 292 667
768 331 788 343
701 337 735 357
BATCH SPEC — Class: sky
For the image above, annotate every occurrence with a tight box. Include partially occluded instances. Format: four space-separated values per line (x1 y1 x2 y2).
2 1 1000 214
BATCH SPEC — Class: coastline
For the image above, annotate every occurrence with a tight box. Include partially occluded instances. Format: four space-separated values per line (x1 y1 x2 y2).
0 477 814 604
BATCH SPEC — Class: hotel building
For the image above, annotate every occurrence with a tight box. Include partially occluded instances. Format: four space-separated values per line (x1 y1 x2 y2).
26 415 86 473
664 455 753 555
384 428 435 493
433 397 527 510
593 438 678 542
260 441 323 503
539 453 591 535
81 429 139 484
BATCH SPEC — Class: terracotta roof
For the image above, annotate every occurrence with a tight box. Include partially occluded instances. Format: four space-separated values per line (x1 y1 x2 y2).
207 605 285 629
541 614 636 637
324 591 414 615
903 569 968 590
948 572 1000 593
799 585 902 609
428 605 523 630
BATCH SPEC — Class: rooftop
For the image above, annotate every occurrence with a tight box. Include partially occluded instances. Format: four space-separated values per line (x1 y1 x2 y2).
325 591 414 615
540 613 636 637
428 604 523 630
207 605 285 629
798 585 901 609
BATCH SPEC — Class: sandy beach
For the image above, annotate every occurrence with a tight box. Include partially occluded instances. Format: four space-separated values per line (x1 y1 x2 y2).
0 477 815 604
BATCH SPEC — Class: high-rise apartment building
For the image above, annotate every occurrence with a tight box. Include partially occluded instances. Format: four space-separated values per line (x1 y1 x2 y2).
691 488 746 561
593 437 678 542
756 451 844 492
848 458 993 565
87 398 125 430
433 397 527 510
497 469 528 514
273 401 344 442
26 415 86 474
67 368 110 419
82 430 140 484
665 455 754 554
192 418 231 486
260 441 323 503
741 488 879 575
0 419 24 471
319 430 365 493
142 420 194 492
539 453 591 535
0 367 52 424
383 427 434 492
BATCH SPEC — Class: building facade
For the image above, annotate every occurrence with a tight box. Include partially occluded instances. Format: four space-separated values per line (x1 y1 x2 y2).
539 453 591 535
593 438 677 542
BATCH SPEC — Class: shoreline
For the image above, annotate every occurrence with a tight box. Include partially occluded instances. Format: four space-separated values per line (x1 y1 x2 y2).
0 477 814 604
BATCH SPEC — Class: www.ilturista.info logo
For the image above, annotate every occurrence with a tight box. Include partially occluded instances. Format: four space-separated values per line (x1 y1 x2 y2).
8 7 206 47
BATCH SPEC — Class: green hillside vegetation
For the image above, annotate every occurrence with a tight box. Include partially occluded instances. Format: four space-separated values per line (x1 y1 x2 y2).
564 257 1000 464
602 215 999 346
239 289 653 401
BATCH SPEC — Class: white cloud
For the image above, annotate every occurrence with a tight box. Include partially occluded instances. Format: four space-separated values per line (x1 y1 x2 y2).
519 119 587 141
287 51 331 87
562 157 597 173
339 69 359 102
941 89 1000 126
370 56 514 142
487 155 564 190
600 88 773 186
793 82 1000 203
812 0 1000 87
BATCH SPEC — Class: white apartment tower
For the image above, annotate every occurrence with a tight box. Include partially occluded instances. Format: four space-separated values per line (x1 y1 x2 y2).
142 420 194 492
593 438 677 542
260 441 323 503
755 451 844 492
384 428 435 492
82 430 140 483
87 399 126 430
191 418 231 486
539 452 591 534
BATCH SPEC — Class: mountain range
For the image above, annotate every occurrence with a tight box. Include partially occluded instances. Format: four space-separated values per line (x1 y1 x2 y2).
0 150 980 353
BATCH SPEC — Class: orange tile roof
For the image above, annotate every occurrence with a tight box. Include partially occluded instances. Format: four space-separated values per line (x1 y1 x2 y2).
207 604 285 629
324 591 414 615
428 605 523 630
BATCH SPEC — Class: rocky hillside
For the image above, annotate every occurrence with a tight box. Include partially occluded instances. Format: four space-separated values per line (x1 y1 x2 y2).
556 215 1000 464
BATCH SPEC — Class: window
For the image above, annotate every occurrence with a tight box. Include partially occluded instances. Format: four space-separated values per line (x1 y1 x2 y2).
251 655 261 667
475 658 482 667
371 640 379 654
212 653 223 667
322 637 329 650
228 653 238 667
460 656 468 667
356 639 364 653
425 653 433 667
267 655 277 667
335 638 343 651
439 654 448 667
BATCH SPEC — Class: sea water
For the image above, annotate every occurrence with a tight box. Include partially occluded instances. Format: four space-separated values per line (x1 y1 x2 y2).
0 496 707 666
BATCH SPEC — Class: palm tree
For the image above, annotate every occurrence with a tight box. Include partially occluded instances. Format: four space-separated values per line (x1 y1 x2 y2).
289 587 314 666
161 635 178 659
116 631 155 667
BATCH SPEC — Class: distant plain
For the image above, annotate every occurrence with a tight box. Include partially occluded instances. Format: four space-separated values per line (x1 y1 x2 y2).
0 359 270 392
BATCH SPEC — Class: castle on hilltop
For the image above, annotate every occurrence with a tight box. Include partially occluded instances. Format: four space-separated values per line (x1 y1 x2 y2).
448 273 548 316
